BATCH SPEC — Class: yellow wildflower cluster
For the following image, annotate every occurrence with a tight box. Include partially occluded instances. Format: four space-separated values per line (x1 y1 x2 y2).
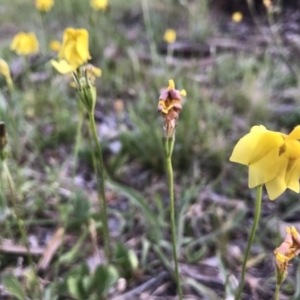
230 125 300 200
274 226 300 282
35 0 54 12
10 32 39 56
163 29 176 44
157 80 186 137
90 0 108 11
232 12 243 23
49 40 61 52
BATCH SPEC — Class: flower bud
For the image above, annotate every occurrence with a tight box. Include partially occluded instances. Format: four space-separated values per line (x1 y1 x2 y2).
157 79 186 138
72 69 97 114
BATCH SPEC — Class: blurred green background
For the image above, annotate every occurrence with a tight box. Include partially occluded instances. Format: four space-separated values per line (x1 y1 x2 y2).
1 0 300 299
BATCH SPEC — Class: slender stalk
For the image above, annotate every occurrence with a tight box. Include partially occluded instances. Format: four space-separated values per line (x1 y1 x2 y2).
73 98 84 178
163 136 183 300
38 12 47 51
274 284 280 300
88 112 111 262
2 161 41 298
235 185 262 300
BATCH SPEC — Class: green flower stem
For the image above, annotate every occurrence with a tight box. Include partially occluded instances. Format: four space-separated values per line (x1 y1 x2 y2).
38 12 47 51
235 185 262 300
73 99 84 178
2 160 41 297
163 136 183 300
275 284 280 300
88 112 111 262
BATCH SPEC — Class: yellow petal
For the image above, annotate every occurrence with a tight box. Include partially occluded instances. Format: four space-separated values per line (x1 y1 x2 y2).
230 130 266 165
285 140 300 159
0 59 13 89
0 59 10 78
275 252 289 264
51 59 75 74
168 79 175 90
59 28 75 59
291 226 300 245
75 30 91 62
250 125 267 133
287 125 300 140
264 156 288 200
28 33 39 53
248 147 283 188
180 89 186 97
286 158 300 193
64 40 78 65
10 32 22 51
249 131 284 164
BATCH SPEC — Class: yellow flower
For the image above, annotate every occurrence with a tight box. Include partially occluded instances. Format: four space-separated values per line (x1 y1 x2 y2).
158 80 186 114
57 28 91 70
90 0 108 11
0 59 13 89
35 0 54 12
49 40 61 52
230 125 300 200
163 29 176 44
232 12 243 23
10 32 39 56
157 79 186 137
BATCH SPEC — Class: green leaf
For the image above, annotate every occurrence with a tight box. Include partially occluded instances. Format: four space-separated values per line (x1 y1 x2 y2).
67 276 85 300
115 242 139 278
59 227 89 264
2 274 26 300
186 277 221 300
93 265 119 296
0 190 10 221
82 275 94 295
